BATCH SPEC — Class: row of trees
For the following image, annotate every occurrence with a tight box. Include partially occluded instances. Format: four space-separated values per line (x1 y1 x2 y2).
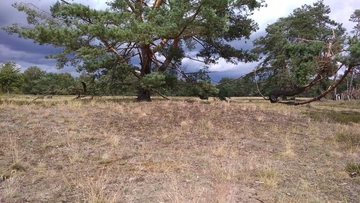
217 71 360 99
1 0 360 103
0 62 76 95
0 62 221 98
2 59 358 100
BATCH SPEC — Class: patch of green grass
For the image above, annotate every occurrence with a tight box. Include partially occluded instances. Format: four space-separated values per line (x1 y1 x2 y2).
336 132 360 149
320 100 360 110
345 162 360 178
11 162 26 172
305 110 360 124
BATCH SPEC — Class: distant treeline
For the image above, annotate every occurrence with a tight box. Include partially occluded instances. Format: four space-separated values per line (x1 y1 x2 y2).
0 62 358 99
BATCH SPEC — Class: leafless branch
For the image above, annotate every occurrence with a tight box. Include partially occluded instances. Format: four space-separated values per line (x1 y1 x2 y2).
60 0 71 5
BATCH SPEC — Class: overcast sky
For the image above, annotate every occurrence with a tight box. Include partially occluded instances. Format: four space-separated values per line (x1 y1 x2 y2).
0 0 358 82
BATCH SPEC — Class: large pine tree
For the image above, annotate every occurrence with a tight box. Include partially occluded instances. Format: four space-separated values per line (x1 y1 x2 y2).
252 0 359 104
3 0 264 101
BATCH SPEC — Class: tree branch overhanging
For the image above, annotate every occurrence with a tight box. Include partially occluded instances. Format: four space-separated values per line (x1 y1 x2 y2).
267 31 345 104
293 65 354 105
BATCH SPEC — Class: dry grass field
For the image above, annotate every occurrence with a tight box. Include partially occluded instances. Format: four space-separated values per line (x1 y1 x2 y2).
0 95 359 203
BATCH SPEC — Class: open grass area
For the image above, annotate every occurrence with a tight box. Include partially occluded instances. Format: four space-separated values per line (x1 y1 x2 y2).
0 95 359 202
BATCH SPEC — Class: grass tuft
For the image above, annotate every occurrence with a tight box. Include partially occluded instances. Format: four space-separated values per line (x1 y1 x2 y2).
10 162 25 172
335 132 360 150
346 162 360 178
257 164 279 188
74 170 121 203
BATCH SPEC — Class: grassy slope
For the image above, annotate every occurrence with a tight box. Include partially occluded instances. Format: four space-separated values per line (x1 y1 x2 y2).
0 96 359 203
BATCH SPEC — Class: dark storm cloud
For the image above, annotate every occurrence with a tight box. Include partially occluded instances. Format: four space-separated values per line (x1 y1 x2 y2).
0 0 77 74
0 31 60 57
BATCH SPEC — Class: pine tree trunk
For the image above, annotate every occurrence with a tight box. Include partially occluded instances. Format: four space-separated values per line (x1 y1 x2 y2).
137 88 151 102
137 43 152 102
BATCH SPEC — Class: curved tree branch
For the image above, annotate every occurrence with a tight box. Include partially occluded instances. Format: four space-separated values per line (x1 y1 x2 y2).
294 65 354 105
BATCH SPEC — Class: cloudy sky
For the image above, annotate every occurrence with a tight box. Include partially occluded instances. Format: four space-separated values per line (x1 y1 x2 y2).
0 0 358 82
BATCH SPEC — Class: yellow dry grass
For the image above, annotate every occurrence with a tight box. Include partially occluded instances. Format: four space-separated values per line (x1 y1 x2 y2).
0 95 359 202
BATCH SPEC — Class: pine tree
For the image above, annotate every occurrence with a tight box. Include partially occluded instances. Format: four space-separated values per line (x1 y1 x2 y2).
3 0 264 101
251 0 359 104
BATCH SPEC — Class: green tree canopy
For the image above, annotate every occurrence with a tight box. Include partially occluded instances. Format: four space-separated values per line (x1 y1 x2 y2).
22 66 46 94
0 62 23 94
350 9 360 37
251 0 360 104
21 66 76 95
3 0 264 101
37 72 76 94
